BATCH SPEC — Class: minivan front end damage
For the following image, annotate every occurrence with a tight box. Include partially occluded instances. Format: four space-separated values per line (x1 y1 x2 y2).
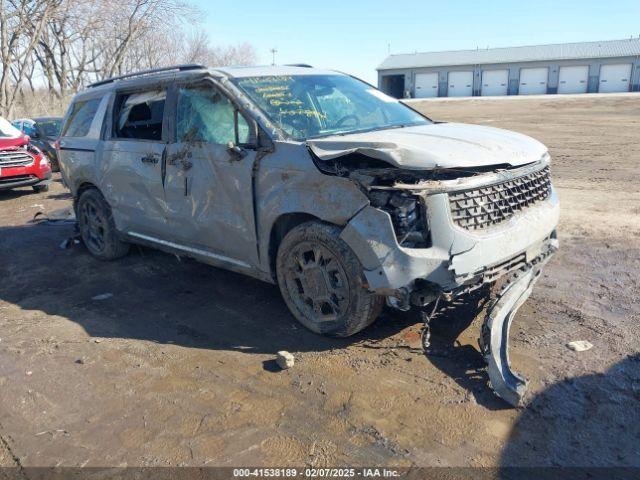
60 66 563 407
334 156 559 406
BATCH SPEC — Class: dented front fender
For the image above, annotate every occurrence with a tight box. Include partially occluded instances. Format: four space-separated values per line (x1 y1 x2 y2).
339 205 452 295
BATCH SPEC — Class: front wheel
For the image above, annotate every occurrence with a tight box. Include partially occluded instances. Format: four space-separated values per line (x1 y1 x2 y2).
77 188 129 260
276 221 383 337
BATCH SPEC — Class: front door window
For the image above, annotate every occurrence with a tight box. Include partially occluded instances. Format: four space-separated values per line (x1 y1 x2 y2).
176 86 249 145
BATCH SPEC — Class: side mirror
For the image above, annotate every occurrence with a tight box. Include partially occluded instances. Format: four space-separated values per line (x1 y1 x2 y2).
227 141 247 161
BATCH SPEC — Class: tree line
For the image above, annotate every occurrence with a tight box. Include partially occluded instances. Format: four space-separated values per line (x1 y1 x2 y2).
0 0 257 117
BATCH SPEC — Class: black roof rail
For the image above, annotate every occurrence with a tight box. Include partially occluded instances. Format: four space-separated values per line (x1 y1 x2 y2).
87 64 206 88
284 63 313 68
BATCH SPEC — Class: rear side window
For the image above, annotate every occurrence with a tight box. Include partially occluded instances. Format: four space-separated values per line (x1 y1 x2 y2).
115 90 166 141
62 98 101 137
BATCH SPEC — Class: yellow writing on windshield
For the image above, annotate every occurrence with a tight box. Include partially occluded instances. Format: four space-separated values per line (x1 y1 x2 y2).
243 76 293 84
262 92 292 99
255 85 290 94
278 109 327 120
270 99 303 107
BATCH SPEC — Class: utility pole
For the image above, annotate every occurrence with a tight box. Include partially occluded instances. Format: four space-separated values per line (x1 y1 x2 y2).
270 48 278 66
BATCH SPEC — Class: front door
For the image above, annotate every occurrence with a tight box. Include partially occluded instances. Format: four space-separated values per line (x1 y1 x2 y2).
101 87 168 236
163 81 258 267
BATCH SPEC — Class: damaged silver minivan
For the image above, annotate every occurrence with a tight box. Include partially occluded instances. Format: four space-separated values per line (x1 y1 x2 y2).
58 64 559 405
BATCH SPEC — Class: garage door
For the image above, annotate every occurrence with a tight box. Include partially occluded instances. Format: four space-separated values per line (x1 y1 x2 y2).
481 69 509 96
558 65 589 94
447 71 473 97
599 64 632 93
414 72 439 98
519 67 548 95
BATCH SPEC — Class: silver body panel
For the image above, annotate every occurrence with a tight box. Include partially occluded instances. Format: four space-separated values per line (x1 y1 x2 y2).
58 66 559 296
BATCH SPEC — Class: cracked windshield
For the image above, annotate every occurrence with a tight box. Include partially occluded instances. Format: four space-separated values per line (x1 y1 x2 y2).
233 74 430 140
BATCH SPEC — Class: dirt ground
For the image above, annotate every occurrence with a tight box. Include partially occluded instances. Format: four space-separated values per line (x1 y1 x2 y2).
0 94 638 470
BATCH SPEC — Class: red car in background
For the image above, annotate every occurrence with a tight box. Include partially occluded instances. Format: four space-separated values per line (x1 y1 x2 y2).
0 116 51 193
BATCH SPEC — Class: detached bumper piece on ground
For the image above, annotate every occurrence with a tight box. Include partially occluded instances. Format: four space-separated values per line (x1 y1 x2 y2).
479 251 556 407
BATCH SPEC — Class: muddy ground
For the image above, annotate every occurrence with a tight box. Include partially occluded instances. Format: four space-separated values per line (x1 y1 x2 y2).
0 94 638 470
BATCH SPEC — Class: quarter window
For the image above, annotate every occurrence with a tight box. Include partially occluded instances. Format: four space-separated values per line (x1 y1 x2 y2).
62 98 101 137
176 86 250 145
115 90 166 141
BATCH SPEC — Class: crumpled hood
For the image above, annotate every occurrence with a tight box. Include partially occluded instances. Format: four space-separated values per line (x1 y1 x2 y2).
307 122 548 170
0 134 28 150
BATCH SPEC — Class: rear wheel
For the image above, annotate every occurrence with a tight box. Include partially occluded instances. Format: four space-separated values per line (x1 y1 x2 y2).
77 188 129 260
276 221 383 337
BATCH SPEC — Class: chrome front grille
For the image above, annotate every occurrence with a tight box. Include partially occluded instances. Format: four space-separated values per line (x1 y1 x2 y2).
0 149 34 168
449 166 551 231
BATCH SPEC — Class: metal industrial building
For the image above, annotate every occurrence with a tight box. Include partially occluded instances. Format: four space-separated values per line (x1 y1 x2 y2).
377 38 640 98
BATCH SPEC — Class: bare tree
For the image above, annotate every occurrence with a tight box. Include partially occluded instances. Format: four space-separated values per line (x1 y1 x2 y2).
181 30 211 65
93 0 196 79
34 0 100 96
122 29 258 71
0 0 61 116
175 33 258 67
2 0 259 117
208 42 257 67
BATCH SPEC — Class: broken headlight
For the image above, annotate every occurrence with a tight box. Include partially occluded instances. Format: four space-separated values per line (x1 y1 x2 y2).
368 190 431 248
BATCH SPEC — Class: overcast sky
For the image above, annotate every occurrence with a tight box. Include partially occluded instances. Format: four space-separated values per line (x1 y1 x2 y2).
192 0 640 84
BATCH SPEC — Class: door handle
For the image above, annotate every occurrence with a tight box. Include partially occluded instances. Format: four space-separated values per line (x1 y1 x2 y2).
141 154 159 164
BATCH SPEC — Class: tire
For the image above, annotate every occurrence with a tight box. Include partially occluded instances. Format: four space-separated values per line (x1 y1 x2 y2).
77 188 129 260
276 221 384 337
32 184 49 193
